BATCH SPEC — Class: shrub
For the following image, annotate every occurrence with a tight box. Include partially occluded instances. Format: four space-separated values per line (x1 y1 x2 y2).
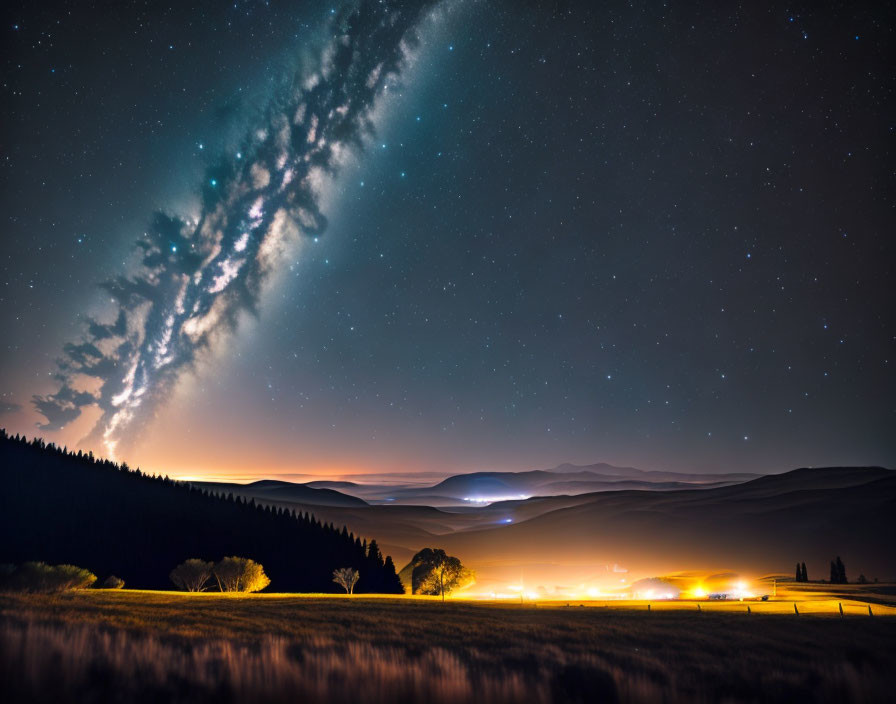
0 562 96 593
101 575 125 589
54 564 98 590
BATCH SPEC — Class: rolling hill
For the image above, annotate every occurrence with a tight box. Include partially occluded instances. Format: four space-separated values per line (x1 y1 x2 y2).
192 479 367 507
435 466 896 590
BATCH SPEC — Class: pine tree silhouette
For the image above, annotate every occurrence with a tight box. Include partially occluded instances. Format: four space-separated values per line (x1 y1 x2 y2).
835 556 847 584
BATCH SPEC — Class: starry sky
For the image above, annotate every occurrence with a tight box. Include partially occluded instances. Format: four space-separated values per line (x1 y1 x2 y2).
1 0 893 480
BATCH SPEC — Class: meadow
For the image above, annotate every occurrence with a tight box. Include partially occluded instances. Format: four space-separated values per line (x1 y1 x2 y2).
2 588 895 703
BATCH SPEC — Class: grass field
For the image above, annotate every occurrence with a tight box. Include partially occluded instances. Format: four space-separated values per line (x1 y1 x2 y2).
2 588 895 703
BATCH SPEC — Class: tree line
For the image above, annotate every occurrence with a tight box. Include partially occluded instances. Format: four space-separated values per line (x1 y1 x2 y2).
0 430 404 593
794 556 872 585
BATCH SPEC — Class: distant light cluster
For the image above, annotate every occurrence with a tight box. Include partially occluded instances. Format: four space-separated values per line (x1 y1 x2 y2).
462 494 529 505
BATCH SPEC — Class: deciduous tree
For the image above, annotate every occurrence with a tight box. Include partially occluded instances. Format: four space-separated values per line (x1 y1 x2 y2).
213 557 270 592
332 567 359 594
407 548 472 601
169 559 214 592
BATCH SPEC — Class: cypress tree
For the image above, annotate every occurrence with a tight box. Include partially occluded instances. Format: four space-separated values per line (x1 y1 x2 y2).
835 556 847 584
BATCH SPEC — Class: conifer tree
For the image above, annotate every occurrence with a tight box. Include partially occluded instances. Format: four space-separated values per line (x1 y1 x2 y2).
367 539 383 565
383 555 404 593
835 556 847 584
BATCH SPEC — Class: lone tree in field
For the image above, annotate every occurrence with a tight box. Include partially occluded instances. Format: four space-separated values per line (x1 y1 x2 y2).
801 562 808 582
333 567 360 594
406 548 472 601
170 559 214 592
795 563 802 582
213 557 270 592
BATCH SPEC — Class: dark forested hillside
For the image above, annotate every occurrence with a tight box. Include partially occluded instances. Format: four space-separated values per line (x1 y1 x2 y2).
0 431 404 592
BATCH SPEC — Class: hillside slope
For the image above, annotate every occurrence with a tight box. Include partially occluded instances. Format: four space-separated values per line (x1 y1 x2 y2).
0 432 402 593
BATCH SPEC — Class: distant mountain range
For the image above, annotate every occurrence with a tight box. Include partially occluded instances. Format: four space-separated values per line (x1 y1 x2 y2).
426 465 759 501
271 463 762 507
191 464 896 591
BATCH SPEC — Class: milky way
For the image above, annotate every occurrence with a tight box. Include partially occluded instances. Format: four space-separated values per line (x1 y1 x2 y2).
33 0 439 458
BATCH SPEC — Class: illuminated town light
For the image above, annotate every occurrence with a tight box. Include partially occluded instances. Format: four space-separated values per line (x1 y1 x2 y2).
462 494 529 504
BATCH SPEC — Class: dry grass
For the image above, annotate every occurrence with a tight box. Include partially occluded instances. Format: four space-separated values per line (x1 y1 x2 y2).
2 590 895 703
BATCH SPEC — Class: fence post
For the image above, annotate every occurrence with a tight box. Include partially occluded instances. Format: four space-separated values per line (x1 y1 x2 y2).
868 605 873 617
838 602 843 617
747 605 751 614
794 603 799 615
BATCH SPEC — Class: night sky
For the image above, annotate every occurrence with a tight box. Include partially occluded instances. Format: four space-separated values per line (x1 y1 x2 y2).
1 0 893 479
